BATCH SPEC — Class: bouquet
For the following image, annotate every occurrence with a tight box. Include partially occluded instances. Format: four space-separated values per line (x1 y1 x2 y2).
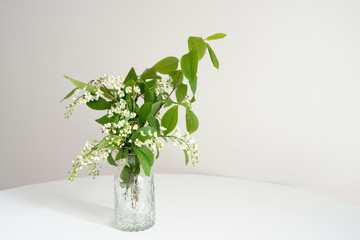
61 33 226 183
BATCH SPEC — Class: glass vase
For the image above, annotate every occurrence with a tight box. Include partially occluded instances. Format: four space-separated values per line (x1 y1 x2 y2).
114 153 155 231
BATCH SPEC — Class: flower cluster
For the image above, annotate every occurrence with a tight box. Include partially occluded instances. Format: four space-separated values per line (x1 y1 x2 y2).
69 140 111 181
64 86 105 118
169 127 199 166
133 129 165 153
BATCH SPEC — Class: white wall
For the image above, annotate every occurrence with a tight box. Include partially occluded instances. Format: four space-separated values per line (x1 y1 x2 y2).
1 0 360 206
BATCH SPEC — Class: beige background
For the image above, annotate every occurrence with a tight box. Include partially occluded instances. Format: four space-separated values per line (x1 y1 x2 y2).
1 0 360 206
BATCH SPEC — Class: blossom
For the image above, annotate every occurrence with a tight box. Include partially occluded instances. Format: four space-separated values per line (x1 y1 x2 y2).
134 86 141 94
123 109 130 117
118 90 125 97
125 86 132 93
130 112 136 118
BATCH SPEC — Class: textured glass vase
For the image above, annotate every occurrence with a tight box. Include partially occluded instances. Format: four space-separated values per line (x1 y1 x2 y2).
114 154 155 231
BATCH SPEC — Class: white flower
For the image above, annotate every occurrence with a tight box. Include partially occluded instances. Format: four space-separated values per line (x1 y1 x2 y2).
118 90 125 97
140 130 146 136
117 76 124 83
130 112 136 118
125 86 132 93
123 110 130 117
133 124 138 130
114 108 121 114
95 89 104 98
160 126 167 131
148 130 152 136
153 132 158 138
134 86 141 94
120 99 126 105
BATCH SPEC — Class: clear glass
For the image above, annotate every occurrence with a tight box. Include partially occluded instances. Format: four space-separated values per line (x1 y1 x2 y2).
114 154 155 231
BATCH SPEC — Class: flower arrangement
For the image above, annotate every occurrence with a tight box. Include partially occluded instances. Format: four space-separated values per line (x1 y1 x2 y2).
61 33 226 183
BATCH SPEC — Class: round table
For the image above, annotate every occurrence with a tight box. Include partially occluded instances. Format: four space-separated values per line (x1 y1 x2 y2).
1 174 360 239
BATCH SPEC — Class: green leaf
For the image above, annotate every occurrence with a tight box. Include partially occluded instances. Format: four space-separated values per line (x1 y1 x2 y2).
99 87 114 100
161 105 178 135
146 115 160 134
142 83 153 102
107 153 118 166
124 68 137 85
164 99 172 108
96 137 110 151
64 76 112 99
180 49 198 94
190 96 196 103
120 166 131 183
138 102 152 124
169 70 183 87
60 88 78 102
186 107 199 134
141 67 161 80
150 101 162 115
95 115 116 125
115 150 125 160
188 37 206 60
86 97 112 110
206 43 219 69
154 57 179 74
189 76 197 95
176 83 188 103
64 75 96 91
184 150 189 165
206 33 227 40
133 146 154 176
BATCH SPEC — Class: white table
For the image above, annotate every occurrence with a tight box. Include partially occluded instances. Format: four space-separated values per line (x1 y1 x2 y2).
1 174 360 240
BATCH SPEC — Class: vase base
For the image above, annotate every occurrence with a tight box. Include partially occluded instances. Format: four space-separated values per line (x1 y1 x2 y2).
115 221 155 232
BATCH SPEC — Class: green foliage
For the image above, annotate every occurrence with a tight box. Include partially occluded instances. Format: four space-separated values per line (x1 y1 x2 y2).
130 126 157 142
107 153 118 166
184 150 189 165
176 83 188 102
181 49 198 95
164 99 172 108
142 82 153 102
115 149 125 160
124 68 137 85
138 102 152 125
161 105 178 135
206 33 227 40
133 145 154 176
150 101 162 115
186 107 199 134
95 115 117 125
60 88 78 102
146 115 160 134
169 70 183 86
188 37 207 60
86 97 112 110
154 57 179 74
206 43 219 69
120 165 131 182
62 33 225 182
141 67 161 80
64 75 94 91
